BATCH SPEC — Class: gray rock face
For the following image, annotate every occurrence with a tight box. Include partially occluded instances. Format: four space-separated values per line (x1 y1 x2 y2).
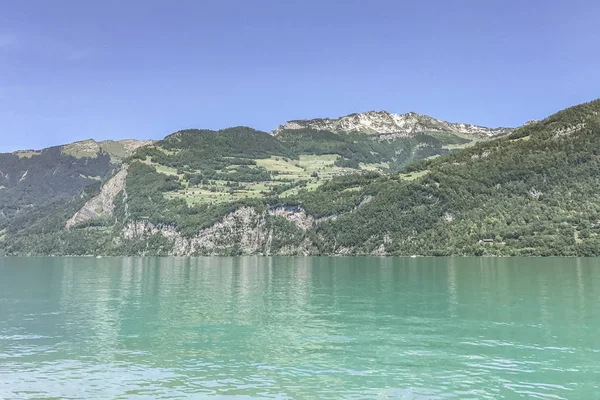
273 110 513 137
66 166 128 229
122 205 318 256
120 200 377 256
268 206 315 231
123 207 273 255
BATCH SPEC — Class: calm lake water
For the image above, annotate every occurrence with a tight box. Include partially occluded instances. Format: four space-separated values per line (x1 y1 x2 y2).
0 257 599 399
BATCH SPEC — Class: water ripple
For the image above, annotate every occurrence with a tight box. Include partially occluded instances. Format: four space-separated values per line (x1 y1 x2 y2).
1 256 599 399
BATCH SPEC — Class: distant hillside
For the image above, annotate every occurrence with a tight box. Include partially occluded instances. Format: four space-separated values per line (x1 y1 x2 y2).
300 99 600 256
61 139 153 160
0 139 151 231
273 110 514 137
3 101 599 257
273 110 515 171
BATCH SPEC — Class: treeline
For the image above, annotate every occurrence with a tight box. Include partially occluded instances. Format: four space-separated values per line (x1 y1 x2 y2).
161 127 291 158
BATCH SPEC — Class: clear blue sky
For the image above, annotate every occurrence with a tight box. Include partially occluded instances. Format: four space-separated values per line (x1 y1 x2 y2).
1 0 599 152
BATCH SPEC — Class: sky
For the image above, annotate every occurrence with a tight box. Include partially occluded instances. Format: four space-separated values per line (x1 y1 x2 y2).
1 0 599 152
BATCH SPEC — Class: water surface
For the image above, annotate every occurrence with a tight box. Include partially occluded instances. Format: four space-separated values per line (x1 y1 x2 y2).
1 257 599 399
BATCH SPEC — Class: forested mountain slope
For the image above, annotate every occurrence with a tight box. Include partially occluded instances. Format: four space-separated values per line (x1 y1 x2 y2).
305 99 600 256
0 139 151 230
3 101 598 257
273 110 514 171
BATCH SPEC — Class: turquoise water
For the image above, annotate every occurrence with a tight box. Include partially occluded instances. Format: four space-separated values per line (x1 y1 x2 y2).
1 257 599 399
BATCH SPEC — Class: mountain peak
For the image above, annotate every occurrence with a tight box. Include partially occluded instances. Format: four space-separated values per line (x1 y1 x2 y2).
61 138 153 160
273 110 513 137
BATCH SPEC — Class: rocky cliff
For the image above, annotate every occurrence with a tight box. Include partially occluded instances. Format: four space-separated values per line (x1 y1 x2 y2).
65 166 128 229
121 206 317 256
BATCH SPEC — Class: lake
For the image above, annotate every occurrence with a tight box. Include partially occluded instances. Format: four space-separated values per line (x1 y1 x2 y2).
1 257 599 399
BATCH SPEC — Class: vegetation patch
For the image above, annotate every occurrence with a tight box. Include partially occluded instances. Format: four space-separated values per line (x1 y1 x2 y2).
397 169 430 181
62 140 102 158
5 99 600 256
14 150 42 159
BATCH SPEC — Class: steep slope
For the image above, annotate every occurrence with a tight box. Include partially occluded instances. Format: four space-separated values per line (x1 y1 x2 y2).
65 166 129 229
303 99 600 256
0 139 150 230
273 110 513 137
274 111 514 171
123 126 404 211
1 100 598 256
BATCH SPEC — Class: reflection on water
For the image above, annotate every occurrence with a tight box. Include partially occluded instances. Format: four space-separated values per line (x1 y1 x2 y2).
1 257 600 399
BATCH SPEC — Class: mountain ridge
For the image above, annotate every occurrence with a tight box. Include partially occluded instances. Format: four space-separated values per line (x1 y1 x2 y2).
4 111 510 155
2 99 599 256
273 110 514 137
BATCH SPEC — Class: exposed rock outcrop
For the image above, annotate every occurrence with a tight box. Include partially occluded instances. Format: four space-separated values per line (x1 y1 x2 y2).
123 207 269 255
66 166 128 229
120 198 379 256
273 111 513 137
268 205 314 230
122 205 317 256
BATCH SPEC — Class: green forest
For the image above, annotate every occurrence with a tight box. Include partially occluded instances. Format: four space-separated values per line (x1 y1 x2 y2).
1 99 599 256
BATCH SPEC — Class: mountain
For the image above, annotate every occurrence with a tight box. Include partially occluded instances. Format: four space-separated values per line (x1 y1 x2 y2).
2 100 599 257
0 139 151 230
304 99 600 256
272 110 514 172
61 138 154 161
273 110 514 138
